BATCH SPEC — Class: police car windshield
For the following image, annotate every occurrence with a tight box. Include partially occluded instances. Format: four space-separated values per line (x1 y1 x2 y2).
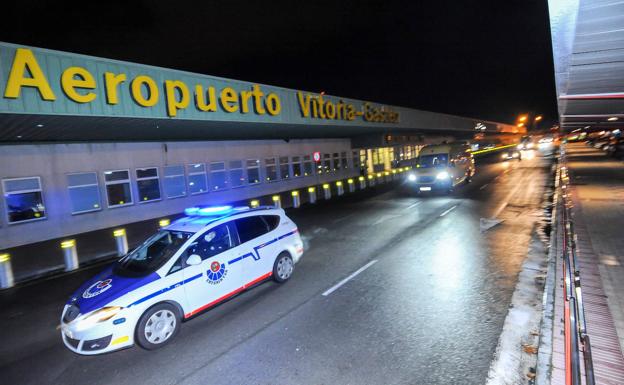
114 230 193 277
418 154 448 168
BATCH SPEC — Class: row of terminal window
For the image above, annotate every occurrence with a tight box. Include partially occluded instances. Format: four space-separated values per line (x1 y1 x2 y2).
1 151 360 225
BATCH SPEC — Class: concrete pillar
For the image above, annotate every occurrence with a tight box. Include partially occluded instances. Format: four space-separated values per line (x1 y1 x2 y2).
336 181 344 196
114 229 129 256
347 178 355 193
323 183 332 200
359 176 366 189
272 195 281 208
308 187 317 204
61 239 79 272
291 191 300 208
0 253 14 289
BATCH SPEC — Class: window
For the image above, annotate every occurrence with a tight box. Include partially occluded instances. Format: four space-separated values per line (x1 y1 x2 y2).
292 156 302 177
67 172 101 214
210 162 227 191
279 156 290 179
333 153 340 171
114 230 193 277
104 170 133 207
352 150 360 170
187 223 236 260
235 216 270 243
229 160 245 188
163 165 186 198
303 155 313 176
136 167 161 203
187 163 208 194
3 177 46 223
265 157 278 182
247 159 260 184
322 153 331 174
341 151 348 169
262 215 280 231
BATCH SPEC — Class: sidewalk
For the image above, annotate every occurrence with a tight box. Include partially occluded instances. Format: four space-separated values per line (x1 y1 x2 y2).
551 142 624 385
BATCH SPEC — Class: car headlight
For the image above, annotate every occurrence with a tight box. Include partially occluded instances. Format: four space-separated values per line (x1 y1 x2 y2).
436 171 450 180
73 306 123 330
407 174 417 182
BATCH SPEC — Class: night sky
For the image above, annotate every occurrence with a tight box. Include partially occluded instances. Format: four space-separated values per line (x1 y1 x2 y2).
0 0 557 126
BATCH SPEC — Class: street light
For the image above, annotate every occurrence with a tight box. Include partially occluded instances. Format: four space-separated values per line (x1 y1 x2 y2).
534 115 543 122
608 117 619 122
518 115 528 122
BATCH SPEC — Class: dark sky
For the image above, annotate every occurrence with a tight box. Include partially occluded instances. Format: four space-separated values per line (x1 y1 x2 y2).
0 0 557 126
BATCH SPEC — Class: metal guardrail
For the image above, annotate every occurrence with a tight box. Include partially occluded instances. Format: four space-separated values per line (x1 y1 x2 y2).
558 146 595 385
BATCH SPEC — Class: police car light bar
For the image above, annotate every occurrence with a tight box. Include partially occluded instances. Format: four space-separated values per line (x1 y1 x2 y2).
184 205 251 217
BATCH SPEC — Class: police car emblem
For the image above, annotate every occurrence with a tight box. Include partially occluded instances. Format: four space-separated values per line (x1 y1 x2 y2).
207 261 227 285
82 279 113 299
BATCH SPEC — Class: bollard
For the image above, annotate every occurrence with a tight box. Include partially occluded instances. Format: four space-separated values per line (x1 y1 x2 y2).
336 181 344 196
392 169 397 180
308 187 317 204
385 171 391 183
0 253 14 289
291 191 300 208
377 173 384 184
272 195 281 208
250 199 260 208
359 176 366 189
347 178 355 193
114 229 128 256
323 183 332 200
159 218 170 228
368 174 375 186
61 239 79 272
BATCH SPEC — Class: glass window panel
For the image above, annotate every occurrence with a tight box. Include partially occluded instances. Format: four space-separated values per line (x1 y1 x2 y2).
304 160 313 176
247 159 260 184
230 169 244 187
164 176 186 198
211 171 226 190
4 178 41 192
341 152 348 169
136 168 158 179
138 179 161 202
69 185 101 213
210 162 225 171
6 191 46 223
293 162 302 177
187 163 206 173
104 170 129 182
67 172 97 187
164 165 184 177
229 160 243 169
279 157 290 179
188 173 208 194
106 182 132 206
265 158 278 182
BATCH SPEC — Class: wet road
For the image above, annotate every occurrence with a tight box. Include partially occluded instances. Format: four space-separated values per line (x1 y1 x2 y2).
0 151 551 385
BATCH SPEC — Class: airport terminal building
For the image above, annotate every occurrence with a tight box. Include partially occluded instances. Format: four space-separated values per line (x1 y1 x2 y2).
0 42 517 281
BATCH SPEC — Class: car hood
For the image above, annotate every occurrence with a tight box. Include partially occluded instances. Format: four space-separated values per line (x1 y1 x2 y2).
68 266 160 315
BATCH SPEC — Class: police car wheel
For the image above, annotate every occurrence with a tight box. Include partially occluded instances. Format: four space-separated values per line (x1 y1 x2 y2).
136 303 181 350
273 252 294 283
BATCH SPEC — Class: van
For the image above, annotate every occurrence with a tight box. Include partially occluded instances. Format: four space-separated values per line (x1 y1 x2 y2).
404 143 475 193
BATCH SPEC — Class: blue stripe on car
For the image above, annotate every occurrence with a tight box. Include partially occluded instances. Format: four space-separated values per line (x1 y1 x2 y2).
127 273 202 308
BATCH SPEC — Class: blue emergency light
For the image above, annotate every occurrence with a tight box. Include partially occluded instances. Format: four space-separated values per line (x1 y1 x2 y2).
184 205 249 217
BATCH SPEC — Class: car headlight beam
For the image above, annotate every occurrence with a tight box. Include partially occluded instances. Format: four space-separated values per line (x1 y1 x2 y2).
73 306 123 330
436 171 450 180
408 174 417 182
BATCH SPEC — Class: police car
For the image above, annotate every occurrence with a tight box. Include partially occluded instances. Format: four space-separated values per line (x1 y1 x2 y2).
60 205 304 355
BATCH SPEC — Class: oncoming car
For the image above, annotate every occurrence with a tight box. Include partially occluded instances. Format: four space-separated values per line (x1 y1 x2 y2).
404 143 475 193
501 149 521 161
60 205 304 355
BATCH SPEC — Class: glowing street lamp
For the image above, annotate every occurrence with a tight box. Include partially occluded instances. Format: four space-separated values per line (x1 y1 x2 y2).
534 115 543 122
518 115 528 122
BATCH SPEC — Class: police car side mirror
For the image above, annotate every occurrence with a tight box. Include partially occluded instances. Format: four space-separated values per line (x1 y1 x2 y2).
186 254 202 266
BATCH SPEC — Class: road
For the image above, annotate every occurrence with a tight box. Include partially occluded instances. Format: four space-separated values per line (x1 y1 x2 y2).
0 151 552 385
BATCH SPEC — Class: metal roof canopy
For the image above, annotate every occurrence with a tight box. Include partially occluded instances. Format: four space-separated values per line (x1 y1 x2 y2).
0 42 515 143
548 0 624 131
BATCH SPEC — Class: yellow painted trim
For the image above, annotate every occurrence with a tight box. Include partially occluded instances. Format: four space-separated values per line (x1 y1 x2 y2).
307 187 315 193
291 191 299 196
272 195 280 202
0 253 10 263
159 219 170 227
111 336 129 345
61 240 75 249
113 229 126 237
250 199 260 208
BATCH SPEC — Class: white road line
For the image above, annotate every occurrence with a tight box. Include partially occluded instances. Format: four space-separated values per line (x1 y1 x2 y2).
439 205 458 217
322 260 378 296
479 183 489 190
406 201 422 209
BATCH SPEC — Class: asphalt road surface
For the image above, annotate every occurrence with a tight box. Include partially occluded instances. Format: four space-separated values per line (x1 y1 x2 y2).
0 150 552 385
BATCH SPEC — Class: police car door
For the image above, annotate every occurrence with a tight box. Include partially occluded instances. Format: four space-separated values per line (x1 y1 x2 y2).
234 215 278 284
181 222 242 317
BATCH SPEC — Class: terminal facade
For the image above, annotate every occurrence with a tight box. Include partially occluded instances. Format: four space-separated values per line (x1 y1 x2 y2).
0 42 516 281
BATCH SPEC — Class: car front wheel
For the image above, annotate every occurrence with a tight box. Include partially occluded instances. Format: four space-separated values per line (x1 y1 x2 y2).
136 303 181 350
273 252 294 283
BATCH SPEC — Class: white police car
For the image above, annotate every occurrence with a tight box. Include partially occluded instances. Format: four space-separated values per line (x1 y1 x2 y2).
60 205 304 355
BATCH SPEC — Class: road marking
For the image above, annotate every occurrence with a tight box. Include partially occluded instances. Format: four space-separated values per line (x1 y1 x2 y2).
322 260 378 296
439 205 458 217
406 201 422 209
479 183 489 190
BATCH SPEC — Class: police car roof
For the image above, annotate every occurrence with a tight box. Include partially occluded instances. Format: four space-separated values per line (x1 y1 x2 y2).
164 206 278 233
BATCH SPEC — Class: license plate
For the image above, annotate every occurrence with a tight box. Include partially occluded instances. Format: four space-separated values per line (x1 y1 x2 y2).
419 187 432 191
